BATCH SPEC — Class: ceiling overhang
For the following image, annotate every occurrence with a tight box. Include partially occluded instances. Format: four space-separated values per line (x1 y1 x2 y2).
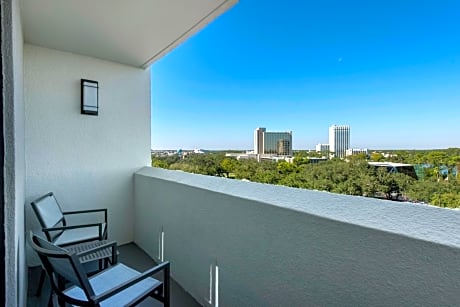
20 0 238 68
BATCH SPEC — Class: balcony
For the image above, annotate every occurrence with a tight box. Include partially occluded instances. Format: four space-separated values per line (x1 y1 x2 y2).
4 1 460 306
25 166 460 306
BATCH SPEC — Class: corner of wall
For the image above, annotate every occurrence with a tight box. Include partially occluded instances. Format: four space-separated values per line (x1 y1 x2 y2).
2 0 26 306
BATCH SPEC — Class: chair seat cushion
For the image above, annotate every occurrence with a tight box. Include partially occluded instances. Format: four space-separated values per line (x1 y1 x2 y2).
64 263 162 306
54 223 106 246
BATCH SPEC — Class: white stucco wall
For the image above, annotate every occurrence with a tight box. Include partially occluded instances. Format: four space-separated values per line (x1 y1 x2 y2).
2 0 26 306
134 167 460 307
24 45 151 248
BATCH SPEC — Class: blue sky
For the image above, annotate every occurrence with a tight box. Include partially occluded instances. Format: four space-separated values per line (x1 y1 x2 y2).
151 0 460 150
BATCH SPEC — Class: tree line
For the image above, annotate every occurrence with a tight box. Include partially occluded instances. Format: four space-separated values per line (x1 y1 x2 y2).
152 149 460 209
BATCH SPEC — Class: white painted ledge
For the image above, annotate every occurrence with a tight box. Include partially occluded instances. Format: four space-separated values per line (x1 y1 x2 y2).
136 166 460 248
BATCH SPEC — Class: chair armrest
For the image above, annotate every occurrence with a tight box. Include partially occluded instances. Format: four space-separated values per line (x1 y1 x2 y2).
43 222 104 232
63 208 107 223
43 223 105 240
92 261 170 303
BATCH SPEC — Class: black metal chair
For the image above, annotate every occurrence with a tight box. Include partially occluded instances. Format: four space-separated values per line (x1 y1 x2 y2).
31 192 108 246
29 232 170 307
31 192 108 297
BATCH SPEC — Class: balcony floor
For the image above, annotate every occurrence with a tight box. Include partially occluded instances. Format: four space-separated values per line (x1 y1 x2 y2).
28 243 200 307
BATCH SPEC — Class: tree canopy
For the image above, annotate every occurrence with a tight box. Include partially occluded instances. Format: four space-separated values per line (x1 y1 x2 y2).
152 149 460 208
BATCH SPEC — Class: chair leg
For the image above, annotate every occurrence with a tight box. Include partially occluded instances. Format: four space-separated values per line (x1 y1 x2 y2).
57 276 66 307
36 269 46 296
164 265 170 307
47 292 54 307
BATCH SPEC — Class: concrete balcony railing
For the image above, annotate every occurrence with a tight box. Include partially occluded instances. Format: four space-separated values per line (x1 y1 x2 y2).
134 167 460 307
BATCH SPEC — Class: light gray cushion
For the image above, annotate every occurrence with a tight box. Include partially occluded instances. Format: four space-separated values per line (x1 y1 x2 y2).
33 194 64 228
64 263 161 306
54 223 106 246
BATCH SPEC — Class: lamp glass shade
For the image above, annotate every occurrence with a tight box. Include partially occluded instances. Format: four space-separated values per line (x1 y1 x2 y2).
81 79 99 115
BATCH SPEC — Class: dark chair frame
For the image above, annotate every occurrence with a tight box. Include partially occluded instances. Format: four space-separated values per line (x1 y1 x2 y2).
29 232 170 307
31 192 109 298
31 192 108 246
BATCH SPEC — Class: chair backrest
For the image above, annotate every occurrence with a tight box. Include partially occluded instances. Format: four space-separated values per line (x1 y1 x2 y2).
29 232 96 305
31 192 66 241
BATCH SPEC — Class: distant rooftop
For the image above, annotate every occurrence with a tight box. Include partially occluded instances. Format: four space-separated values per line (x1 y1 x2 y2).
368 162 413 167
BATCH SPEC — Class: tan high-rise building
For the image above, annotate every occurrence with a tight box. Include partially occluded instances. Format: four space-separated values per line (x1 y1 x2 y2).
254 127 266 154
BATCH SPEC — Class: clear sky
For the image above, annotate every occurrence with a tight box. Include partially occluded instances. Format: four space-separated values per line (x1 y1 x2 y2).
151 0 460 150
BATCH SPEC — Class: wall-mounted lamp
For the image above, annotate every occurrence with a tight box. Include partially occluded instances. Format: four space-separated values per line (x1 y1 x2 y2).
81 79 99 115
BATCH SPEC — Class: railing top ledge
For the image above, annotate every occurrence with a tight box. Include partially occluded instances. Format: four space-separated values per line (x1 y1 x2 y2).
135 166 460 248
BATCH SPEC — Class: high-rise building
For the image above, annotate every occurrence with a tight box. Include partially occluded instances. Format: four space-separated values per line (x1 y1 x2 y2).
254 127 266 154
254 128 293 156
329 125 350 158
315 143 330 153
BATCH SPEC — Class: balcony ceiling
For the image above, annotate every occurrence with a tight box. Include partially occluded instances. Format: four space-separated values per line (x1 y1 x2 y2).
20 0 237 68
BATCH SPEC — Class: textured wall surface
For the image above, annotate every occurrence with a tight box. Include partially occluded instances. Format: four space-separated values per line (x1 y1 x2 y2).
2 0 26 305
135 167 460 307
24 45 151 249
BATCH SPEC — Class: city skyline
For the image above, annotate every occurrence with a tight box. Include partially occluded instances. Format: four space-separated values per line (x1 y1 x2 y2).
151 0 460 150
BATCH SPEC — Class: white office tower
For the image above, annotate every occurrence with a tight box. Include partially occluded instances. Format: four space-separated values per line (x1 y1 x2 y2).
254 127 266 154
329 125 350 158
